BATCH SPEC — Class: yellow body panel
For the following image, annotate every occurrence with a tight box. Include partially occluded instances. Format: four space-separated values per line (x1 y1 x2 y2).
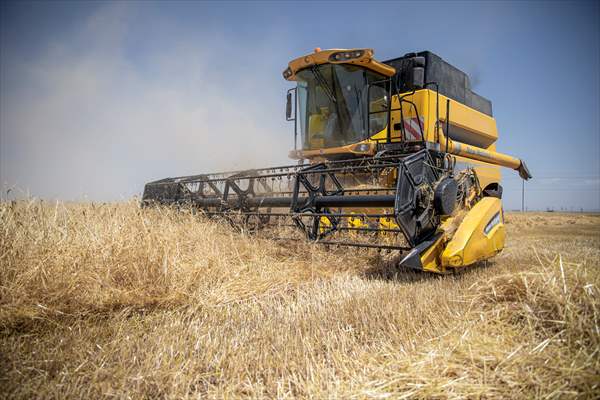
364 89 504 190
441 197 505 268
289 141 376 159
368 89 498 144
409 197 505 273
433 92 498 145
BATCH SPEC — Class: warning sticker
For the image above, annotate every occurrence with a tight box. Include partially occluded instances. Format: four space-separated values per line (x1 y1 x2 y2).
401 116 424 141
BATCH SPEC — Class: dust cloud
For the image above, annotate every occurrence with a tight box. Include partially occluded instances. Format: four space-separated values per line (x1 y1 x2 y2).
0 3 294 201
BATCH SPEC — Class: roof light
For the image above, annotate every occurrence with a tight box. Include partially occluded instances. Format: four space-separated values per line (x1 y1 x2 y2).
328 49 366 62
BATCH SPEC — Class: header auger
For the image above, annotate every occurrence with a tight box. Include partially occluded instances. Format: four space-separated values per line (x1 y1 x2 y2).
142 48 531 273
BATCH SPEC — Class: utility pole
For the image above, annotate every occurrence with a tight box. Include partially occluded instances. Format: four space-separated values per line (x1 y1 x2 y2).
521 179 525 212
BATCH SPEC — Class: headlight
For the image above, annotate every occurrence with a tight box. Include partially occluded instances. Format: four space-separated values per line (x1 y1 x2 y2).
352 143 372 152
282 67 293 79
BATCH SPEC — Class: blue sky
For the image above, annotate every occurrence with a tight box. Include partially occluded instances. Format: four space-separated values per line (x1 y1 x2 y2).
1 0 599 210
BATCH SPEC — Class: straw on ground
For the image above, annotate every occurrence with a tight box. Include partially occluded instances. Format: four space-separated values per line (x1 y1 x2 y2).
1 201 598 398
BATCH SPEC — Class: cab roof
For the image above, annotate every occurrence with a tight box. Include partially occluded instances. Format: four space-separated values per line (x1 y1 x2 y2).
282 48 396 81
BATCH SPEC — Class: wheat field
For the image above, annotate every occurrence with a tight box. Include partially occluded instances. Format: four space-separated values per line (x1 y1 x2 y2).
1 201 599 399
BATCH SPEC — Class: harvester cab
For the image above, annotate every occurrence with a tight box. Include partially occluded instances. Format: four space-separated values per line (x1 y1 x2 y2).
142 48 531 273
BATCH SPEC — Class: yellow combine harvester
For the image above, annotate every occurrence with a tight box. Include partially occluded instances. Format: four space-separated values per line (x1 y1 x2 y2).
143 48 531 273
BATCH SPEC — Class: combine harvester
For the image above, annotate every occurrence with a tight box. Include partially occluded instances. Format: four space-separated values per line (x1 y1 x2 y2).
143 48 531 273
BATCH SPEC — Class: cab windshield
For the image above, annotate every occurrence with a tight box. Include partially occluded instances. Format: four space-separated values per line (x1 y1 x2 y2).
296 64 387 150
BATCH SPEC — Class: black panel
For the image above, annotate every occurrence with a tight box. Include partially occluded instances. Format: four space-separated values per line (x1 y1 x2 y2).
384 51 493 116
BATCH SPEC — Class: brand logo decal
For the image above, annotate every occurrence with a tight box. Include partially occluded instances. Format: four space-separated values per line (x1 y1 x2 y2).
484 212 501 235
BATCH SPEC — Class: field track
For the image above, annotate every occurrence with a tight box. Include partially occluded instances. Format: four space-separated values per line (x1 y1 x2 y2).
1 201 599 399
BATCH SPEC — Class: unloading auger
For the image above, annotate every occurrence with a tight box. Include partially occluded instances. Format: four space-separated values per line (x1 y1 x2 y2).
142 48 531 273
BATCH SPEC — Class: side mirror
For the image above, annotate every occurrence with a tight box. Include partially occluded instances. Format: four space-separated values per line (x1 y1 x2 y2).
286 92 293 120
411 56 425 67
411 67 425 89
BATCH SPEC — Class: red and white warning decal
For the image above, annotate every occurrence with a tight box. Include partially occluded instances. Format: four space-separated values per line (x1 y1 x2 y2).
401 116 424 141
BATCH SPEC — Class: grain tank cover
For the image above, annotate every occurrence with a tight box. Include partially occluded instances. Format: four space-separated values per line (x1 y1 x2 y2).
384 51 493 116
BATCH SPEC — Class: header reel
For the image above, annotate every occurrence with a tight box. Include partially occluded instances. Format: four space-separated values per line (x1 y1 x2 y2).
142 148 488 272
